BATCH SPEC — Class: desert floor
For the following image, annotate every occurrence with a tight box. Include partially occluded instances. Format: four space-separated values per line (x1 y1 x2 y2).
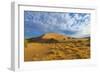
24 38 90 61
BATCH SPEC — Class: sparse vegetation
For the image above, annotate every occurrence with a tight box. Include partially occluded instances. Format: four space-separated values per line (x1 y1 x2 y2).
24 33 90 61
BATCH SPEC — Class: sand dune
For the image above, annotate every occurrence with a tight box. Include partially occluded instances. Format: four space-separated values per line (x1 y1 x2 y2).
24 33 90 61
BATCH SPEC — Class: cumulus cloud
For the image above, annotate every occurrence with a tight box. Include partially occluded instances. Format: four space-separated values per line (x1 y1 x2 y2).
24 11 90 38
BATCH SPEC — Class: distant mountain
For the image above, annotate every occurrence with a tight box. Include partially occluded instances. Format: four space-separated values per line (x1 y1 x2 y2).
26 33 89 43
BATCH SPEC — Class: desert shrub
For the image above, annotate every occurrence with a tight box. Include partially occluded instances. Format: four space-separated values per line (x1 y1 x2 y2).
45 49 55 55
75 49 90 59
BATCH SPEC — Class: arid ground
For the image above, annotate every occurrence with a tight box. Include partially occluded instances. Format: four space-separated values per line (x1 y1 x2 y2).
24 33 90 61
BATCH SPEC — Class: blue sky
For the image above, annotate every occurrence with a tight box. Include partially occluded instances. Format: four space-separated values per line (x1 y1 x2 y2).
24 11 90 38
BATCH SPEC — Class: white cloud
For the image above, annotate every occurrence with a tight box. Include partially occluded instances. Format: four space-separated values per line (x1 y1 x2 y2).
72 24 90 38
25 11 90 38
